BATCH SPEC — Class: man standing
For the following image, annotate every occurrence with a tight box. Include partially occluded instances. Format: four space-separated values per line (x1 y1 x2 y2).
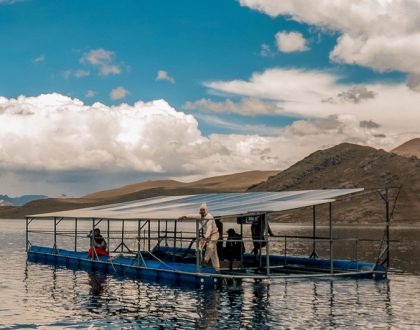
180 202 220 271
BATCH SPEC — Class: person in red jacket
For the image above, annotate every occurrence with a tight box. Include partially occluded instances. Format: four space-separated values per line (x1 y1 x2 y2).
87 228 109 258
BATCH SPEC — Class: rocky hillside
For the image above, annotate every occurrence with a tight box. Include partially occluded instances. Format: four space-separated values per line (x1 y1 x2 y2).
250 143 420 224
392 138 420 158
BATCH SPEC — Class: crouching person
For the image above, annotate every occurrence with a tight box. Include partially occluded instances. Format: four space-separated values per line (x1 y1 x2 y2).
224 228 245 261
87 228 109 258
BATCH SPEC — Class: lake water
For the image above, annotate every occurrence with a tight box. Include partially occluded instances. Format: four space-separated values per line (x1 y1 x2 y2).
1 219 420 329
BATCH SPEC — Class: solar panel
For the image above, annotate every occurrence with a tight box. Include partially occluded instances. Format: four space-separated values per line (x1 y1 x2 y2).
28 189 363 220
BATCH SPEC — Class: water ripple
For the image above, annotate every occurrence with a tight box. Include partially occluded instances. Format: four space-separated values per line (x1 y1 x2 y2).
1 220 420 329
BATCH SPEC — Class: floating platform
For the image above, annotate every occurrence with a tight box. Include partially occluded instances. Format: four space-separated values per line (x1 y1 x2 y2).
28 245 387 284
26 190 391 285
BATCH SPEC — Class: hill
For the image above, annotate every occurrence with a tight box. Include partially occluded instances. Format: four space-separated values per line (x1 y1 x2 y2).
0 170 279 219
249 143 420 224
392 138 420 158
0 200 13 207
83 171 278 200
0 194 48 206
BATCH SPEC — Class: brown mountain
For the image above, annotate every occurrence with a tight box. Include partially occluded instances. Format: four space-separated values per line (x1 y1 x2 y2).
0 170 279 219
249 143 420 224
84 171 279 199
392 138 420 158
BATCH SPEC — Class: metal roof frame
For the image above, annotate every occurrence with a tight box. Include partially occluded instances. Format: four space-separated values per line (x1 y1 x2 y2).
28 189 364 221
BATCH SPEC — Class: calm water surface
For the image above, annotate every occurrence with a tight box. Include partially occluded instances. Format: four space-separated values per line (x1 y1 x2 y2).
1 219 420 329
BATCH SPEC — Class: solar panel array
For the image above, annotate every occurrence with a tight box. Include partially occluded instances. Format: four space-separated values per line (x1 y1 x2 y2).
29 189 363 220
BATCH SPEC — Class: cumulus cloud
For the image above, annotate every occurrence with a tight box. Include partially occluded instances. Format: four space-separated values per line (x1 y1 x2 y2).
0 94 203 173
335 86 376 104
360 120 380 128
0 92 417 195
110 87 129 100
86 90 96 98
196 113 281 136
407 73 420 92
239 0 420 78
260 43 275 57
205 68 339 109
32 55 45 63
0 0 25 4
81 48 122 76
275 31 309 53
63 69 90 79
205 67 420 133
183 97 280 116
156 70 175 83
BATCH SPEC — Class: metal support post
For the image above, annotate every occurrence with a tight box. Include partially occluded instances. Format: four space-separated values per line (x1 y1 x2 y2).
157 220 161 250
121 220 125 253
137 220 141 259
377 187 395 269
329 203 334 275
165 220 168 246
195 219 200 273
148 220 151 252
53 217 57 251
25 217 29 252
74 218 78 252
284 235 287 266
310 206 319 258
173 219 178 261
240 221 243 269
91 218 95 259
385 188 390 269
265 213 270 275
107 219 110 254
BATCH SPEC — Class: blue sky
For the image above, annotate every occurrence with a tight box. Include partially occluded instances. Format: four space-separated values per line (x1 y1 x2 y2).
0 0 419 196
0 0 393 134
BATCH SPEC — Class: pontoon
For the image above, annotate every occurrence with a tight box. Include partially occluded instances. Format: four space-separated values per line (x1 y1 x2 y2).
26 189 389 285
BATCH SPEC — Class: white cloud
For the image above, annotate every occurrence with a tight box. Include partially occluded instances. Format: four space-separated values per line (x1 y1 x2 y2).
81 48 122 76
0 92 417 195
240 0 420 88
110 87 129 100
156 70 175 83
33 55 45 63
205 67 420 134
205 68 339 108
196 113 281 136
260 43 275 57
275 31 309 53
183 97 280 116
0 93 202 174
0 0 26 4
86 90 96 98
63 69 90 79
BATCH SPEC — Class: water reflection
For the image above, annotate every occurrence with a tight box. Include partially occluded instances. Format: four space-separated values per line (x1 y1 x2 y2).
2 220 420 329
12 262 420 329
196 289 220 328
